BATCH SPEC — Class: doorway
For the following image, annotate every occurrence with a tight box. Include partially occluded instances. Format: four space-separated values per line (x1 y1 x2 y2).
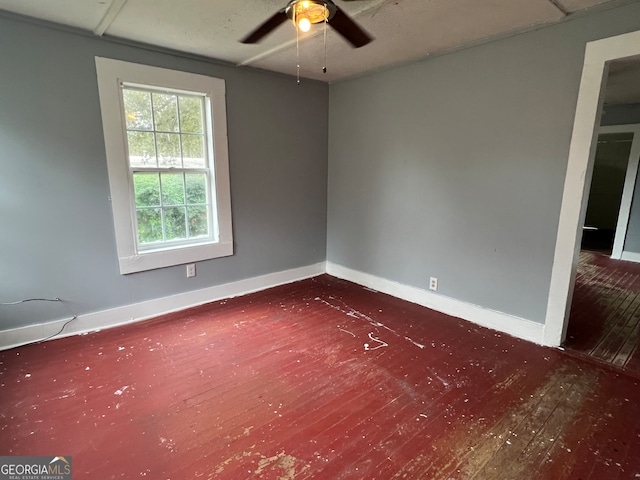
544 30 640 348
566 123 640 376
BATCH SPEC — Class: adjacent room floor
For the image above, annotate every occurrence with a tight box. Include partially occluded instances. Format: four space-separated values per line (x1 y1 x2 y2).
565 250 640 379
1 275 639 479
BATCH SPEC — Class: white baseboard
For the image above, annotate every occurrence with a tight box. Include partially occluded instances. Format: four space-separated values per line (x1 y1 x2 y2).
1 260 548 351
326 262 546 346
0 262 325 351
620 251 640 263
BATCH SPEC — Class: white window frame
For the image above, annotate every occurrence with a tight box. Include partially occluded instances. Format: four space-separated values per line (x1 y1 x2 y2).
95 57 233 274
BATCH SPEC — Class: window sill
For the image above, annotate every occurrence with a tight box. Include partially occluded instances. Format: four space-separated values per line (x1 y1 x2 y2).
118 241 233 274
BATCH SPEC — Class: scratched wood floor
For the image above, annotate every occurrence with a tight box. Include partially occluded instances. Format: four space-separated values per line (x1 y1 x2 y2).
2 275 640 479
566 251 640 378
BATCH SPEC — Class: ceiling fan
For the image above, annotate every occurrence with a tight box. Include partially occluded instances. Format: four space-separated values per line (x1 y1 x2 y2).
240 0 373 48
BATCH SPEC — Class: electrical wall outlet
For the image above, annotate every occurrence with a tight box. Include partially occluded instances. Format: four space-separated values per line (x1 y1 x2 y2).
186 263 196 278
429 277 438 291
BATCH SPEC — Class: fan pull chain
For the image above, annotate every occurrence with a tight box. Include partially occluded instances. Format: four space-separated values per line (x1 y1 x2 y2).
296 24 301 85
323 12 327 74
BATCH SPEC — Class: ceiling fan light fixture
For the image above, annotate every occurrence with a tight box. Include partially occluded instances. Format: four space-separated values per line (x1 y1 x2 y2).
290 0 332 32
240 0 372 50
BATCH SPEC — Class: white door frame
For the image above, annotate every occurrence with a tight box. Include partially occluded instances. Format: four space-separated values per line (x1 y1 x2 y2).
544 29 640 347
605 124 640 259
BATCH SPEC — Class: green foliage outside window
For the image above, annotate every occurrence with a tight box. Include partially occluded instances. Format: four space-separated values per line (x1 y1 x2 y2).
133 172 209 245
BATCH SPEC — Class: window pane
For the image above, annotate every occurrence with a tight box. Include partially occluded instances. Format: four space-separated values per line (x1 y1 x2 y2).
188 205 208 237
160 173 185 206
153 93 178 132
157 133 180 167
182 134 206 168
133 173 160 207
137 208 162 244
123 89 153 130
179 96 203 134
185 173 207 204
165 207 187 240
127 131 156 168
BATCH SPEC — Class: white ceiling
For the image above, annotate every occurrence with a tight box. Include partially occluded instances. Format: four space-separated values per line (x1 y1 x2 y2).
0 0 637 84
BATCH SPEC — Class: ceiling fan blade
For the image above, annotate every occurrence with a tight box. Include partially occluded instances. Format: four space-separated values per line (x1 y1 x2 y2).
240 8 288 44
328 6 372 48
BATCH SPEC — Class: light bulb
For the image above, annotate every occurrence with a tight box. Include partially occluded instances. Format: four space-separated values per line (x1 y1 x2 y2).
298 16 311 32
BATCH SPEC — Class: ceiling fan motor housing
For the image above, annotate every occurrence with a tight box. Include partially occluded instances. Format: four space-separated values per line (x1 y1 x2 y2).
240 0 371 48
286 0 337 25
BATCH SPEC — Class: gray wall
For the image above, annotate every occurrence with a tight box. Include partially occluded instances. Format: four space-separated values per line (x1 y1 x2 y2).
327 2 640 323
0 15 328 330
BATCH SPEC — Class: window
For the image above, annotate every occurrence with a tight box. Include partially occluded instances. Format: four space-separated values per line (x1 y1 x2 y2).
95 58 233 274
124 88 212 248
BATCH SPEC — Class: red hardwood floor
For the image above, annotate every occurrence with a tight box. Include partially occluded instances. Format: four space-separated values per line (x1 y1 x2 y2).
566 251 640 378
1 275 640 479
